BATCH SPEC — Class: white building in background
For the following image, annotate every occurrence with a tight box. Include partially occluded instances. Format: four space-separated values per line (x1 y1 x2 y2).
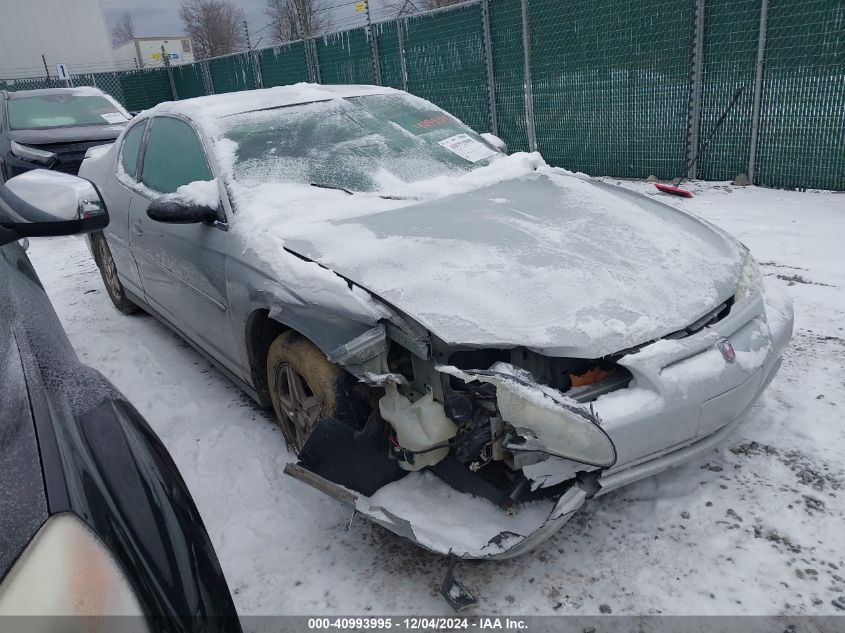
0 0 115 79
112 37 195 70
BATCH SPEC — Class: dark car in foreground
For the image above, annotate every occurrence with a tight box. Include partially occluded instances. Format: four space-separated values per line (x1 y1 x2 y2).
0 87 129 183
0 171 240 631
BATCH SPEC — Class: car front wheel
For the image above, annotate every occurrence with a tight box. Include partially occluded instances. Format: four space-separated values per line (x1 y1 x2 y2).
266 331 366 454
91 232 139 315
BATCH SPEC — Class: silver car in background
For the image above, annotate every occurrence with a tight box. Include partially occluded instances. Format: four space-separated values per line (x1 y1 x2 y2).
54 84 792 559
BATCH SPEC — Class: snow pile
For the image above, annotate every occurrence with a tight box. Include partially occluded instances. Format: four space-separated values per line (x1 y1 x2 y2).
366 471 554 557
176 179 219 208
225 160 742 356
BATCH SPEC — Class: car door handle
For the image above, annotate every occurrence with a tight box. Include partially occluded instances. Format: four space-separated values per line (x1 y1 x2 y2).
131 220 143 236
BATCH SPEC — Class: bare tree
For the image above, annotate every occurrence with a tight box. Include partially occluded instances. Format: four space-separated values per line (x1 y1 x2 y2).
111 12 136 46
179 0 247 59
264 0 328 43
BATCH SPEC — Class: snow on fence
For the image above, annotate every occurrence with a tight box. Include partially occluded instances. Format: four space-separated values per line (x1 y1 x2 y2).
1 0 842 191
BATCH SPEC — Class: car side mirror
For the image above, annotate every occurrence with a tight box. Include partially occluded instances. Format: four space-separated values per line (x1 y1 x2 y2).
0 170 109 247
147 195 219 224
481 132 508 154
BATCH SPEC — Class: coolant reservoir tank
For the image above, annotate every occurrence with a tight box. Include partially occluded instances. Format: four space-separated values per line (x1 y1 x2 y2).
379 383 458 471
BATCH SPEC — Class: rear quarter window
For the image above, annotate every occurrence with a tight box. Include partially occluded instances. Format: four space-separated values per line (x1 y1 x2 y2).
141 117 212 195
120 122 146 180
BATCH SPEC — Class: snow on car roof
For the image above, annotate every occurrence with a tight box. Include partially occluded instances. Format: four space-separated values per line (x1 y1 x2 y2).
148 83 400 121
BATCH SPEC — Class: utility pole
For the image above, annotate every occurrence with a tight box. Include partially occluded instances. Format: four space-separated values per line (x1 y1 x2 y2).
243 20 252 50
42 54 50 81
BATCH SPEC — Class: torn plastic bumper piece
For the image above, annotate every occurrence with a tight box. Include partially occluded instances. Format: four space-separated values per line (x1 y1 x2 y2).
285 459 588 559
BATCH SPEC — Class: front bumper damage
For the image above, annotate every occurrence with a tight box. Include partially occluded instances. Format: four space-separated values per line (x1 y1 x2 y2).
286 285 794 560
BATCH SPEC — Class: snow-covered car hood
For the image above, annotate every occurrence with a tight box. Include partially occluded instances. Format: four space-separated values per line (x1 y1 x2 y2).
232 159 745 358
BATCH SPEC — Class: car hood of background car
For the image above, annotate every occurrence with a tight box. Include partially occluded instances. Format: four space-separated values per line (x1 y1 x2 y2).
241 166 744 358
8 124 126 146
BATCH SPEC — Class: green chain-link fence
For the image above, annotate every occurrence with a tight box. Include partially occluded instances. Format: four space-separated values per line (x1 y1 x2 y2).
489 0 529 153
375 21 405 90
530 0 694 178
2 0 842 190
258 42 311 87
171 63 208 100
404 3 490 134
696 0 760 182
755 0 844 191
317 28 374 84
208 53 257 94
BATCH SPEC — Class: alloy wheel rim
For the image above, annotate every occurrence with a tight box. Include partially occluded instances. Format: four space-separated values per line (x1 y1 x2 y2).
273 362 323 453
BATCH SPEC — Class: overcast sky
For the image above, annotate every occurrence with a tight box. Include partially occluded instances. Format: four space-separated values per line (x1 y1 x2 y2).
99 0 389 47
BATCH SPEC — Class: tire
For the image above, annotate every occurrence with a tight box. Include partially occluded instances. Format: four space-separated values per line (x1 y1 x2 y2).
91 232 139 315
266 331 366 454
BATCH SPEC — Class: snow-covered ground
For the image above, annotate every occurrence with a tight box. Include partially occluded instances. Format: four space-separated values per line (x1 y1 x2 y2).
27 180 844 615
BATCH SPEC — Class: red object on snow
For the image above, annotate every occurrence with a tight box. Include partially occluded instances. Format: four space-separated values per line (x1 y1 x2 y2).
654 183 693 198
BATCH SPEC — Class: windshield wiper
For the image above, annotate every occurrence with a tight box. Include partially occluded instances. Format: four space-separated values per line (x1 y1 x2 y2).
309 182 419 200
310 182 353 195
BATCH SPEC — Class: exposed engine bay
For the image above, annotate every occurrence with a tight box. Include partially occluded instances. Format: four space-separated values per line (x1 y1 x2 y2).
285 294 739 560
286 317 639 558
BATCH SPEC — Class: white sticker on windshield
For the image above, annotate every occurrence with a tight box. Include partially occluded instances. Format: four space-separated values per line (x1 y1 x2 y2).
438 134 497 163
100 112 128 124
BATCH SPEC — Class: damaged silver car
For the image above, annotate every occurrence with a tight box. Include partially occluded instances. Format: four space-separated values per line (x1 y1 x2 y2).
49 84 792 563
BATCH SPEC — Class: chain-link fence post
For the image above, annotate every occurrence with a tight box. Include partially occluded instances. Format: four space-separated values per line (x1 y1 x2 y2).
305 37 322 84
397 18 409 92
480 0 498 136
304 38 314 82
162 46 179 101
520 0 537 152
364 0 382 85
202 60 215 95
748 0 769 184
251 49 264 89
686 0 705 179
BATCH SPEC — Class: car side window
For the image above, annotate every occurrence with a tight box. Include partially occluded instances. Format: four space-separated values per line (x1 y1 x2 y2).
120 121 146 180
141 117 212 195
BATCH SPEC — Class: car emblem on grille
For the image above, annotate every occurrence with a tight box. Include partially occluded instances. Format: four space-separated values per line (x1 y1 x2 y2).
717 338 736 362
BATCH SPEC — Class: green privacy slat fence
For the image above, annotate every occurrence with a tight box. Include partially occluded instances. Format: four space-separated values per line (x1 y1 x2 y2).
258 43 310 87
1 0 843 191
117 69 173 112
529 0 694 179
316 28 374 85
172 64 207 99
755 0 845 191
209 53 256 94
375 21 405 90
695 0 759 181
489 0 529 153
404 3 489 134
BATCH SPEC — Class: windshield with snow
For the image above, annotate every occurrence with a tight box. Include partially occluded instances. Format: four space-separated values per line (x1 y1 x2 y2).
7 94 129 130
220 93 501 193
